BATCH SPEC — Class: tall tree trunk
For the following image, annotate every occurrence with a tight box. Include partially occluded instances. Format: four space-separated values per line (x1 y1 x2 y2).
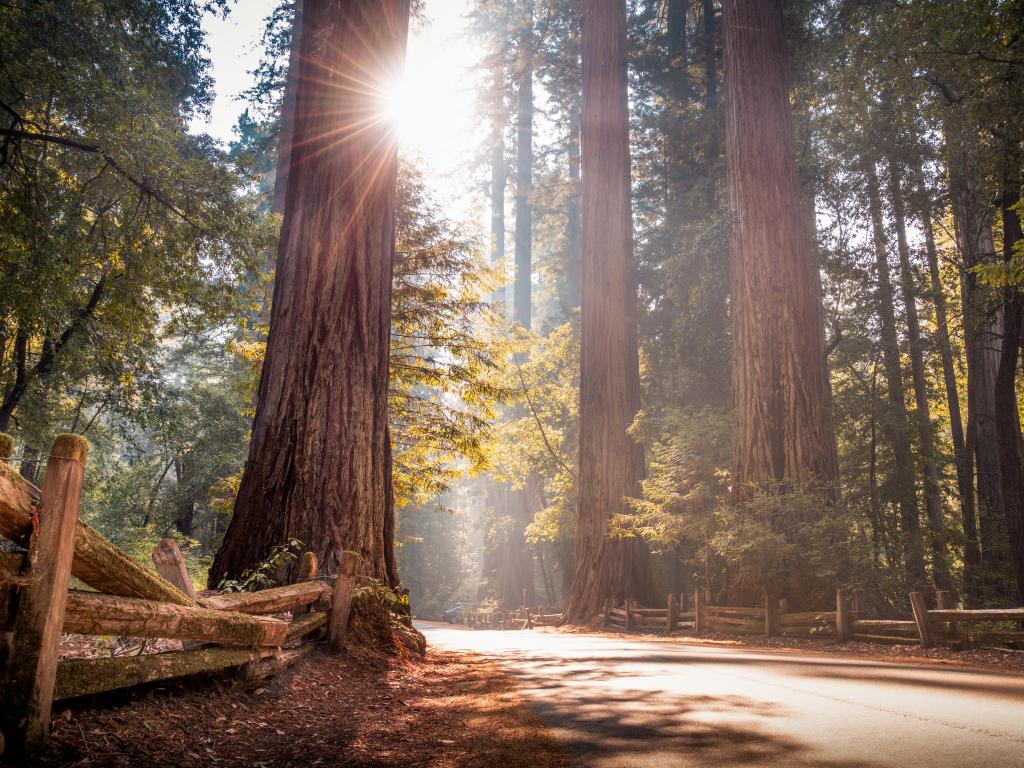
995 145 1024 601
916 164 978 595
864 162 925 584
701 0 717 110
210 0 410 586
272 0 303 216
888 159 948 588
564 0 649 624
948 142 1010 600
563 98 582 313
489 12 508 307
513 0 534 331
667 0 689 101
724 0 838 497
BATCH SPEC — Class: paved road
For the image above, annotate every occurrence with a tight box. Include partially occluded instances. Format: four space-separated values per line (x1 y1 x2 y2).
418 621 1024 767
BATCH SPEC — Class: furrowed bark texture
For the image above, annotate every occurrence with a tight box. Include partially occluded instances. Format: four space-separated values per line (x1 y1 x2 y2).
723 0 838 494
565 0 650 625
210 0 410 587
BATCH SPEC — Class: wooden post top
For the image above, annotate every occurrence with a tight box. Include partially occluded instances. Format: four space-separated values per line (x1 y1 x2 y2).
0 433 13 464
339 550 359 577
49 434 89 463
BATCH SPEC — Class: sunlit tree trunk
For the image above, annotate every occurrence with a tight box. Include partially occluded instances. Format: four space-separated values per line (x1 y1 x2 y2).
888 160 948 588
210 0 410 586
723 0 838 496
564 0 650 625
513 0 533 331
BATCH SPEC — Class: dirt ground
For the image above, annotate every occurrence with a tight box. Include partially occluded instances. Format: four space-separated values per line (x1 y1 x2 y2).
28 646 569 768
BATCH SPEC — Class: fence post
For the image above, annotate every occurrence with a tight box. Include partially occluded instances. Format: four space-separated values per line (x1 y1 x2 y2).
602 597 611 627
667 593 677 633
852 587 865 617
694 588 704 634
909 591 933 648
1 435 89 758
764 594 778 637
625 598 634 631
835 588 851 642
151 539 198 600
328 550 359 652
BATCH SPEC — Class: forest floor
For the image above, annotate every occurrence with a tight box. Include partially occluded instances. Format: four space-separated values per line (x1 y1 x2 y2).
31 645 569 768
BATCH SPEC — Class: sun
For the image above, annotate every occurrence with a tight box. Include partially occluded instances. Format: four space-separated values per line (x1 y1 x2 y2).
378 76 416 144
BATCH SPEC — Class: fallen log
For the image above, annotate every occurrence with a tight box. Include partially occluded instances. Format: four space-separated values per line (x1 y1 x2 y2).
201 581 331 615
63 591 287 647
0 463 195 607
55 646 274 700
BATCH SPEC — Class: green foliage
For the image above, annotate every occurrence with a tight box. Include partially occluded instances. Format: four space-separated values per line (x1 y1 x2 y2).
217 538 303 593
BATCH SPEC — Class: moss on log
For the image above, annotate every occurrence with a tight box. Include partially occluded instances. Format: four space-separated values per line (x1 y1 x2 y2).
63 590 287 647
200 581 331 615
237 645 314 684
55 646 268 700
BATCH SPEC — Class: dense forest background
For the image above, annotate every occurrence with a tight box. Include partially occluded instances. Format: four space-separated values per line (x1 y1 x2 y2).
2 0 1022 618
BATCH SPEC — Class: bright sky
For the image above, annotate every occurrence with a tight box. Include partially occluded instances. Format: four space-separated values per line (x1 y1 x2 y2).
193 1 484 216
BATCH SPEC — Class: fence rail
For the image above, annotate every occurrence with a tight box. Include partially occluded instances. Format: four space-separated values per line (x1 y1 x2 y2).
0 434 359 760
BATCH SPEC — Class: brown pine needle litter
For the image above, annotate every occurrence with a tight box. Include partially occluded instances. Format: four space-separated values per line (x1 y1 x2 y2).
33 647 569 768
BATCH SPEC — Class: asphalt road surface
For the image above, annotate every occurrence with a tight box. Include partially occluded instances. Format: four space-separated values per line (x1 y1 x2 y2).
418 621 1024 767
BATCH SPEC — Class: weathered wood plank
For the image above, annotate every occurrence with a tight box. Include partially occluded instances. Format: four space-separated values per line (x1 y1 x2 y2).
151 539 197 600
63 591 287 647
2 435 87 756
285 611 328 643
836 588 851 643
55 646 274 700
706 615 762 629
909 591 932 647
850 633 918 645
928 608 1024 621
704 605 765 617
0 463 196 607
329 551 359 652
780 610 836 624
201 581 331 615
850 619 917 632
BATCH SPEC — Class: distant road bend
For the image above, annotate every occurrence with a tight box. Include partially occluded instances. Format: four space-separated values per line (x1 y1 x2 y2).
419 621 1024 767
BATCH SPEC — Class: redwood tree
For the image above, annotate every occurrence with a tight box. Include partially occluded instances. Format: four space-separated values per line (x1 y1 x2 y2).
723 0 838 495
210 0 410 586
564 0 650 624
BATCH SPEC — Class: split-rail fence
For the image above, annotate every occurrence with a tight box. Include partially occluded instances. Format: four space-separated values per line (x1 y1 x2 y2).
0 434 360 760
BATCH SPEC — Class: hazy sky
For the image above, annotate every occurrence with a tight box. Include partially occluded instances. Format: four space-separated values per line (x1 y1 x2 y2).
193 1 483 215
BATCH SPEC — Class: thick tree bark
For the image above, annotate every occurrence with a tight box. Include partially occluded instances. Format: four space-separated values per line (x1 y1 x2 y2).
888 160 948 588
563 99 582 313
210 0 410 587
724 0 838 495
864 162 925 583
272 0 303 215
564 0 650 625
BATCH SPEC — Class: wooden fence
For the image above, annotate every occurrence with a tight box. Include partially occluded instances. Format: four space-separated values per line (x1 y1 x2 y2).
0 435 360 759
